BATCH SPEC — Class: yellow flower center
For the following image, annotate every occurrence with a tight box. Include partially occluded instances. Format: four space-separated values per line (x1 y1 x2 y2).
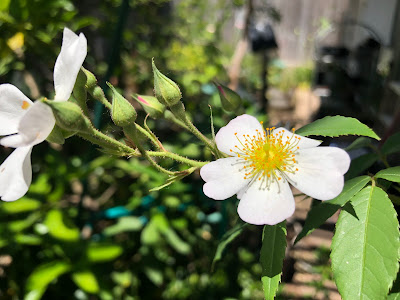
230 123 300 187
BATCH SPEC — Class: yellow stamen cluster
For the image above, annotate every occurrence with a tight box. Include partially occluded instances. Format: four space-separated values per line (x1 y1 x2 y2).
230 124 301 189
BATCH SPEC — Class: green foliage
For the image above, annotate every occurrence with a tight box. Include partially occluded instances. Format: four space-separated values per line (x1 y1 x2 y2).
375 167 400 183
71 270 100 294
381 132 400 155
212 222 248 271
295 176 370 243
25 261 71 300
260 222 287 300
296 116 380 140
331 186 400 299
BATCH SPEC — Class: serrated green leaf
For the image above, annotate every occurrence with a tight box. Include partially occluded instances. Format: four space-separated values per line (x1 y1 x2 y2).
86 243 123 263
375 167 400 183
296 116 380 140
71 270 100 294
44 209 80 242
25 261 71 300
260 222 287 300
345 153 378 180
212 222 247 271
295 176 370 243
331 186 400 300
381 132 400 155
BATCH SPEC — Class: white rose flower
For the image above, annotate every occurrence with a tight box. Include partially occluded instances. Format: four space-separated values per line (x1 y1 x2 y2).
200 114 351 225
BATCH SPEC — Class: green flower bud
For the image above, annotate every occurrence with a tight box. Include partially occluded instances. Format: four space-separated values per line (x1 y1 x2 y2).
46 125 65 144
107 82 137 127
152 59 182 107
80 67 97 89
214 82 242 112
45 100 92 133
132 93 165 119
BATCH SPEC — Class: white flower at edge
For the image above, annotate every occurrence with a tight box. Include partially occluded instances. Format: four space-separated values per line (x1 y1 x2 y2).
0 28 87 201
200 114 351 225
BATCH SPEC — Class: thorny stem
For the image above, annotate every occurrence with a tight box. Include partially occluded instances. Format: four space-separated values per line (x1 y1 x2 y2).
124 124 176 175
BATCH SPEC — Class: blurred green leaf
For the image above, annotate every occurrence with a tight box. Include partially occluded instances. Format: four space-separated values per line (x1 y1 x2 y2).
44 209 80 242
345 137 372 151
144 267 163 286
381 132 400 155
212 222 247 271
296 116 380 140
345 153 378 180
9 212 41 232
0 0 11 11
86 243 123 263
1 198 41 214
25 261 71 300
14 234 42 245
71 270 100 294
103 216 143 236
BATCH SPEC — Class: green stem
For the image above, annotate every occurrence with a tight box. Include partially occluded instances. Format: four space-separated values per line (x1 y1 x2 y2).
170 103 215 151
124 124 176 175
147 151 209 168
135 123 161 149
79 127 139 156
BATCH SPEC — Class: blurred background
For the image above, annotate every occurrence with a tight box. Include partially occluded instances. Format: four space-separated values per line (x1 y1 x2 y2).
0 0 399 299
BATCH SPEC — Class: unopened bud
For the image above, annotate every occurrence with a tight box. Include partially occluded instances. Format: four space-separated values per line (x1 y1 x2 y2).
46 125 65 144
45 100 92 133
73 69 88 108
80 67 97 89
132 93 165 119
107 82 137 127
214 82 242 112
152 59 181 107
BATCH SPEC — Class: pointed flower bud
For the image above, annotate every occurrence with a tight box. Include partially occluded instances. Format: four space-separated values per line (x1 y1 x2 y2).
152 59 182 107
132 93 165 119
80 67 97 89
107 82 137 127
44 100 92 133
214 82 242 112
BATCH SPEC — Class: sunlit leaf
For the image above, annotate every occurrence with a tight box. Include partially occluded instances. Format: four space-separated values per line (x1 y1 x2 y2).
331 186 400 299
260 222 287 300
295 176 370 243
71 270 100 294
103 216 143 236
44 209 79 242
375 167 400 183
86 243 123 263
296 116 380 140
144 267 163 286
25 261 71 300
1 198 41 214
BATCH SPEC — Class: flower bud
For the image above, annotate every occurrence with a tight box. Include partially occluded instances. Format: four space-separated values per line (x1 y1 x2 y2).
46 125 65 144
152 59 182 107
107 82 137 127
80 67 97 89
73 69 87 107
44 100 92 133
214 82 242 112
132 93 165 119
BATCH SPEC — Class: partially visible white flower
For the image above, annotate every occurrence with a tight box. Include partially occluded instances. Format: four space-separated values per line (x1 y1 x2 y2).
200 114 351 225
0 28 87 201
